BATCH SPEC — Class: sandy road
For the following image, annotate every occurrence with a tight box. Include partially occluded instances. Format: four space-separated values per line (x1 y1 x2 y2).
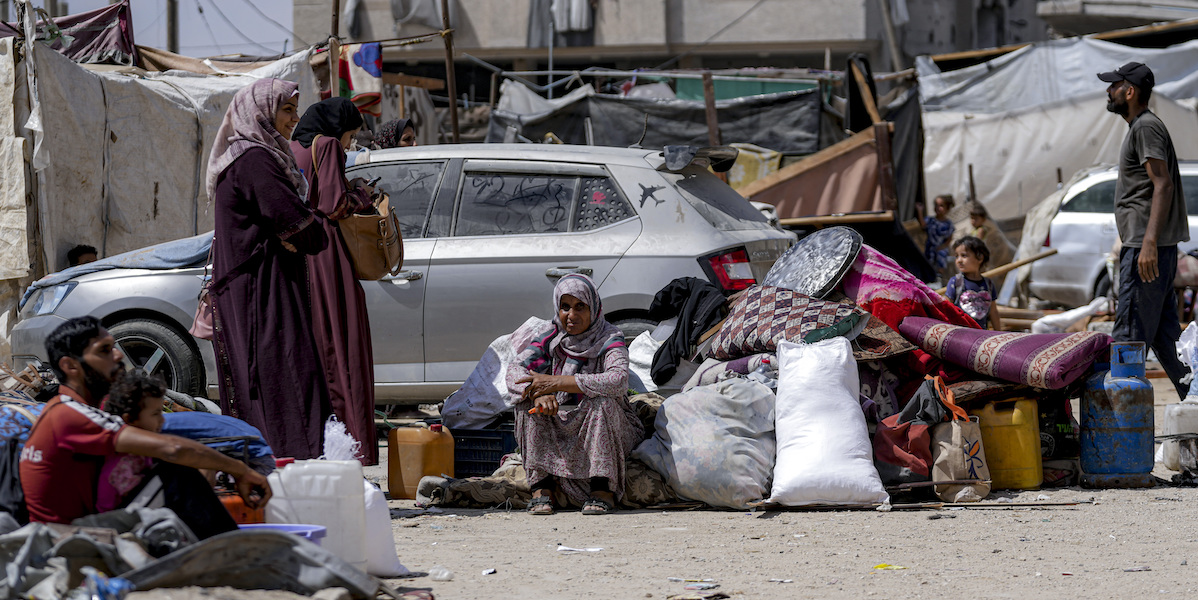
364 379 1198 600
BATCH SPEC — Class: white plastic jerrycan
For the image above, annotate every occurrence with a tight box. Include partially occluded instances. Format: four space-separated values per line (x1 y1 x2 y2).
266 459 367 570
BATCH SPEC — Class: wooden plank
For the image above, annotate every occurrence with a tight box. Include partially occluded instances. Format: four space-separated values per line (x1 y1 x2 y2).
381 72 445 91
929 41 1030 65
738 128 877 198
850 61 882 124
1092 16 1198 41
779 211 894 228
702 71 721 146
874 122 897 211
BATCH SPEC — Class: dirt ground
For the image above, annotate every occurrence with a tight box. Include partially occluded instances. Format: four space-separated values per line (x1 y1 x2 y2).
362 378 1198 600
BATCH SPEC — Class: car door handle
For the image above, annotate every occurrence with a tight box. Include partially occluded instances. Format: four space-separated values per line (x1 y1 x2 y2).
546 267 593 278
382 270 423 283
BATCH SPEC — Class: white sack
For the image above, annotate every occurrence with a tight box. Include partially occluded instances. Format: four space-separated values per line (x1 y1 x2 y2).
627 318 694 393
442 317 549 429
631 378 775 509
769 338 888 506
363 480 409 577
1031 296 1110 334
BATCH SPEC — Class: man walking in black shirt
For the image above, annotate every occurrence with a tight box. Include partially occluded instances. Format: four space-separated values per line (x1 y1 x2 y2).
1099 61 1190 398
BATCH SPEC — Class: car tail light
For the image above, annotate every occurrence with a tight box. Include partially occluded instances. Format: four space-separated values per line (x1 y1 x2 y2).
706 249 756 291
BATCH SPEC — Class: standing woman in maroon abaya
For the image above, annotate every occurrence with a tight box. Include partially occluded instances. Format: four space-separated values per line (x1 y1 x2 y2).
206 79 332 460
289 98 380 465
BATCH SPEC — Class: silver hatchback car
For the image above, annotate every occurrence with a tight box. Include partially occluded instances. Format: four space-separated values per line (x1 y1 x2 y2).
12 144 793 403
1029 162 1198 307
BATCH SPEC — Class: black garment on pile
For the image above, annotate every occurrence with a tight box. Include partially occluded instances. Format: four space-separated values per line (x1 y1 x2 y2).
647 277 727 385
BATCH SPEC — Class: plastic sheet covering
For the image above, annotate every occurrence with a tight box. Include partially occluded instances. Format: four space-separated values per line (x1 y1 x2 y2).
0 2 137 66
487 88 822 154
917 37 1198 114
923 94 1198 220
122 530 382 599
764 226 862 298
496 79 595 115
0 38 27 282
12 44 317 273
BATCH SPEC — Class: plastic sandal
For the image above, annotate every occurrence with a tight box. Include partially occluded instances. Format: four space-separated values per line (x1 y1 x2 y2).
527 495 554 515
581 496 614 516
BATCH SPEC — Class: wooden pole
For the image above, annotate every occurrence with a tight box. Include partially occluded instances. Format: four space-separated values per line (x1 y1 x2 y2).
328 0 341 97
935 249 1059 295
166 0 178 54
968 163 977 203
442 0 460 143
701 71 721 146
876 0 906 71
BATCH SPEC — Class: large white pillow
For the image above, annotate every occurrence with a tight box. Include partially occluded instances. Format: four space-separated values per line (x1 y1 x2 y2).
769 338 888 506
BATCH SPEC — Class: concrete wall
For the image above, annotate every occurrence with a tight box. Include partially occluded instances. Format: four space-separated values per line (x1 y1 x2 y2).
901 0 1050 58
296 0 870 53
669 0 869 44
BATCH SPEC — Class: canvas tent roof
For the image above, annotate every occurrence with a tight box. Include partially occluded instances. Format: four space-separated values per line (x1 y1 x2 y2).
917 34 1198 221
917 36 1198 114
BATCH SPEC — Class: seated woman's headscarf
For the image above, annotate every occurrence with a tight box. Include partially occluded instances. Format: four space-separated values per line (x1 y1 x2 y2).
376 118 416 149
206 78 307 201
291 97 365 149
520 274 625 378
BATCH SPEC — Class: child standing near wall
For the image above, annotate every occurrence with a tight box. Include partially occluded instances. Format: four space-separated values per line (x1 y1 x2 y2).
947 236 1003 331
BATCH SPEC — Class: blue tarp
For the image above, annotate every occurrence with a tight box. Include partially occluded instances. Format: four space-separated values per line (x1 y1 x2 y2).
20 232 212 309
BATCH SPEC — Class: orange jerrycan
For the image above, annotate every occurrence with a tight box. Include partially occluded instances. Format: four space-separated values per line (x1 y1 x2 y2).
387 423 454 499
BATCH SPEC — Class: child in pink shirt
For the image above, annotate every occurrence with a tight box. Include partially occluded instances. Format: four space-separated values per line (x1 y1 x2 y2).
96 371 167 513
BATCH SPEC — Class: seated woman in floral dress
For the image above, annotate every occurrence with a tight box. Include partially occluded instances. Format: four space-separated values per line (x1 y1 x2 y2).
506 274 644 516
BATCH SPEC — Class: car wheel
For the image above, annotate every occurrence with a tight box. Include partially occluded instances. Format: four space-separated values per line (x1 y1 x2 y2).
613 317 658 341
109 319 205 397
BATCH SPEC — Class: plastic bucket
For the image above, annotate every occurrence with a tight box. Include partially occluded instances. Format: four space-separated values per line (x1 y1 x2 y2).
239 523 327 546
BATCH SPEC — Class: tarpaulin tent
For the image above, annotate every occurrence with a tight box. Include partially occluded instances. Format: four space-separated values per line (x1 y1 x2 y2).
0 11 318 362
486 84 825 154
917 35 1198 220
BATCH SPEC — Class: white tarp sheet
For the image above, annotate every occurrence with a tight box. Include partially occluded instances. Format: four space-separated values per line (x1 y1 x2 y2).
12 43 318 273
917 37 1198 114
923 93 1198 220
495 79 595 115
0 38 27 282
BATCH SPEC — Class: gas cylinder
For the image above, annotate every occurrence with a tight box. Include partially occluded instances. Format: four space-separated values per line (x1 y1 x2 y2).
1080 341 1155 488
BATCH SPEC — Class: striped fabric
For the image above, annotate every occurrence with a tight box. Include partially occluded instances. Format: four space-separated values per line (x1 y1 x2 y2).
899 317 1111 390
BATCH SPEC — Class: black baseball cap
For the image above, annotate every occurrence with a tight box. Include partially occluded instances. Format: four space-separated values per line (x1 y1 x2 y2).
1097 62 1155 91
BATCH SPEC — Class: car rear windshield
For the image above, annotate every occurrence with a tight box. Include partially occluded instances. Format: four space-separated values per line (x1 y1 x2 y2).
661 168 771 231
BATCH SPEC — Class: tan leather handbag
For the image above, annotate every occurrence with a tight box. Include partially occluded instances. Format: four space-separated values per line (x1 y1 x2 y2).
341 192 403 280
310 136 403 280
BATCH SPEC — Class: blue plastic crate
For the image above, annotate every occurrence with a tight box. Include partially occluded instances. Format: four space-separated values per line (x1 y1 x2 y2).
452 427 518 479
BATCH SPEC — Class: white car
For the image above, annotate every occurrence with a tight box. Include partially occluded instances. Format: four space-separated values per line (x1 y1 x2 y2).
1029 162 1198 307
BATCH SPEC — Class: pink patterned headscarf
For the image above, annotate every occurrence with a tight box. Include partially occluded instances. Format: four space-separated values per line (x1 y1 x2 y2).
205 78 308 201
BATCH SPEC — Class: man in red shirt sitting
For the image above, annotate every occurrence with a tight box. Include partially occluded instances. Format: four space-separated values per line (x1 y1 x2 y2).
20 316 270 536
